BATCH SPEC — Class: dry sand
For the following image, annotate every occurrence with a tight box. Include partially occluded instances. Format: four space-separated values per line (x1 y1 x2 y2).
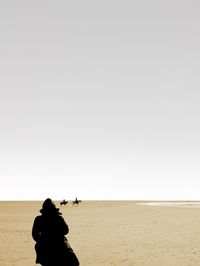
1 200 200 266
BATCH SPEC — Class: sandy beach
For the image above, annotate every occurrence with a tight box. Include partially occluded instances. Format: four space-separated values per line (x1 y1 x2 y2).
1 200 200 266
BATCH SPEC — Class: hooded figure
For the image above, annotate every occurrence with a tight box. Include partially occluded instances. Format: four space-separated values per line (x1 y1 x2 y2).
32 198 70 266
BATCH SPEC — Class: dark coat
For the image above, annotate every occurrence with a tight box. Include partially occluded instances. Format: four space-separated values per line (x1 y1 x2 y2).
32 208 69 266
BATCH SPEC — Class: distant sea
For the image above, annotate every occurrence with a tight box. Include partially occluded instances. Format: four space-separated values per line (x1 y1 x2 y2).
137 201 200 208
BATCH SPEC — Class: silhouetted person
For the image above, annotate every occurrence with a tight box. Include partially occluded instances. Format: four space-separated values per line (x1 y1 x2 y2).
32 198 79 266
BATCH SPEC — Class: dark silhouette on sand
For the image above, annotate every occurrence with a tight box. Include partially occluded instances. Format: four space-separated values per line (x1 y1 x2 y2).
32 198 79 266
60 199 68 206
72 197 82 206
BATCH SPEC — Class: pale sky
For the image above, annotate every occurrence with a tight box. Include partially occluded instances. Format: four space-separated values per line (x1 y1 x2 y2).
0 1 200 200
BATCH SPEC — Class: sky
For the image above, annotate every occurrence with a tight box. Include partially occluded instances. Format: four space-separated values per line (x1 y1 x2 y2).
0 1 200 200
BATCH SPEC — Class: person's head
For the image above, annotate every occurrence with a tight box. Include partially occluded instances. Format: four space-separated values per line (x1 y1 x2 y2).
42 198 56 210
41 198 61 215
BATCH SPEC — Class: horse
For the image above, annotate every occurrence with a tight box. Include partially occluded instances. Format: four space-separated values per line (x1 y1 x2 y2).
60 199 68 206
72 198 82 206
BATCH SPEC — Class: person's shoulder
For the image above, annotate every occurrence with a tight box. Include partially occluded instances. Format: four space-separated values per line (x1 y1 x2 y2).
34 215 43 222
58 214 66 222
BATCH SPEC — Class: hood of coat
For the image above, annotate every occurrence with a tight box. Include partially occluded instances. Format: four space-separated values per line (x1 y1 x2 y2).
40 198 62 215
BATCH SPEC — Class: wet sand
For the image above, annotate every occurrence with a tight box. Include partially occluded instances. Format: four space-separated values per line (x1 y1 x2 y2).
1 200 200 266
